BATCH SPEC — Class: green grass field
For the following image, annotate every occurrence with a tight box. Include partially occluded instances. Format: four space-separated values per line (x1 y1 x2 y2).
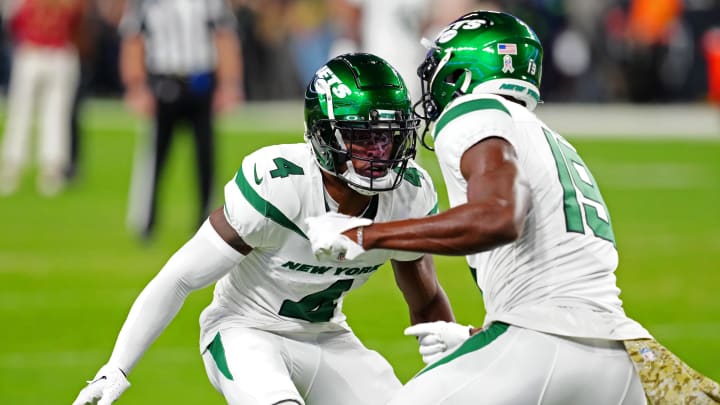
0 100 718 404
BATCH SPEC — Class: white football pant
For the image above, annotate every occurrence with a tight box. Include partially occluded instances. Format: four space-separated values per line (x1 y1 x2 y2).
202 327 401 405
1 45 79 181
389 324 646 405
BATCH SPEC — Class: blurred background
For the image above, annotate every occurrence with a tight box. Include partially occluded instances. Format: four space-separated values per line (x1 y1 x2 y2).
0 0 718 103
0 0 718 404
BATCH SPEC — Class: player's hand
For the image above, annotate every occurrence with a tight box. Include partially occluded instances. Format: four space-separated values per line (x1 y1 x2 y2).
73 364 130 405
305 212 372 261
404 321 471 365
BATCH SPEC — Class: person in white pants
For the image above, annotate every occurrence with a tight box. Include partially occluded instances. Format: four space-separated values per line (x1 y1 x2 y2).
0 0 85 196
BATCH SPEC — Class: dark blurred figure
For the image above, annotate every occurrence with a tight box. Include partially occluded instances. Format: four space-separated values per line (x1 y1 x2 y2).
232 0 301 100
65 0 104 183
683 1 720 103
65 0 126 183
610 0 687 102
0 0 90 196
286 0 334 86
704 28 720 104
121 0 243 240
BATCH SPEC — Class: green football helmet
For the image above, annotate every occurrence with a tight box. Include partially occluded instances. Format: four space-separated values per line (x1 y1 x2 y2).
416 11 543 146
305 53 419 195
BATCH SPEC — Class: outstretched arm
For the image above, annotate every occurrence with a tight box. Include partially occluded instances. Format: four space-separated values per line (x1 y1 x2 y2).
107 210 247 373
74 208 248 405
363 138 530 255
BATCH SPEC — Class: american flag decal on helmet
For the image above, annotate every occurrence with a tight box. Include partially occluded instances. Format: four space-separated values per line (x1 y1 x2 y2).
498 43 518 55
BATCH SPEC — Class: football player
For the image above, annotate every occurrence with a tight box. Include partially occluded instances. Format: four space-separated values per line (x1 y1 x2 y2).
305 11 720 404
73 53 454 405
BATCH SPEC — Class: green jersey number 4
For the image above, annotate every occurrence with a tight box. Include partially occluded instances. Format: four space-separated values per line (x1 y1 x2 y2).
279 280 353 322
543 129 615 244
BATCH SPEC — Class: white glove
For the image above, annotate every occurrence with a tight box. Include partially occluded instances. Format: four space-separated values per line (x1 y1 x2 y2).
305 212 373 261
73 364 130 405
404 321 472 365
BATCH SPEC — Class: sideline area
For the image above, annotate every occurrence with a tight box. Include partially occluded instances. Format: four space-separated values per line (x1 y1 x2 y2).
217 100 720 139
2 98 717 139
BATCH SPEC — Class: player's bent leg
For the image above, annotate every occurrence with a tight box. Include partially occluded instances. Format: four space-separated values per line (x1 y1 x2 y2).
201 327 305 405
292 330 402 405
388 324 646 405
540 334 646 405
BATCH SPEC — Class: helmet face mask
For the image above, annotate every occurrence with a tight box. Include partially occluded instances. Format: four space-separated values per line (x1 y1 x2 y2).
305 53 419 195
415 11 544 148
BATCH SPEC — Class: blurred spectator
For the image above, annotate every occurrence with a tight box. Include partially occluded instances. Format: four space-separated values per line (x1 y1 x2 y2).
330 0 433 100
608 0 687 102
0 0 90 196
286 0 335 86
0 0 716 109
424 0 499 39
121 0 243 240
703 28 720 104
232 0 302 100
684 1 720 103
66 0 104 183
89 0 124 94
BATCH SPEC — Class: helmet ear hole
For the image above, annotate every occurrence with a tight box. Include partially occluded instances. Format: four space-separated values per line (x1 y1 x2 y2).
444 69 472 97
445 69 464 84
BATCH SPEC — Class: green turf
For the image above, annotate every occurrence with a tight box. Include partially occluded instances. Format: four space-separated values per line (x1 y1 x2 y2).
0 101 718 404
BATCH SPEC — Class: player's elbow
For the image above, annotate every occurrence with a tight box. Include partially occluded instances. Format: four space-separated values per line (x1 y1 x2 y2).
466 202 524 248
486 207 522 243
479 188 530 246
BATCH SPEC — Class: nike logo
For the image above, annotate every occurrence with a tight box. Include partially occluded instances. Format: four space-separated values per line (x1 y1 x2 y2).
253 164 263 185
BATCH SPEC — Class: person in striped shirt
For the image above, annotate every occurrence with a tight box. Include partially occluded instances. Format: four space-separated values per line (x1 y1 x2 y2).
120 0 243 240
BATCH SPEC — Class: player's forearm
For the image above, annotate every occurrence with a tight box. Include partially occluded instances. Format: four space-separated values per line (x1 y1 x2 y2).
108 273 190 373
107 221 245 374
393 256 455 324
364 201 521 256
409 284 455 325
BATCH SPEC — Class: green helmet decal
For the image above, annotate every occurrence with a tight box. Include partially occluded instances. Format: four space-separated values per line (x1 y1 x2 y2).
415 11 543 148
304 53 419 195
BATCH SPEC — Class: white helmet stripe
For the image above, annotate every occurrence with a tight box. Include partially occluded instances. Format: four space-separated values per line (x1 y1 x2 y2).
429 49 452 95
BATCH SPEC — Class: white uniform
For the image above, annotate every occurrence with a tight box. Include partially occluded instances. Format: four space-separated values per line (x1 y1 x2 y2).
389 94 651 405
200 142 437 405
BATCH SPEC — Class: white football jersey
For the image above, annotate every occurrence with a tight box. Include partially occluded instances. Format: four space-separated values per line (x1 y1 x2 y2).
433 93 650 340
199 143 437 348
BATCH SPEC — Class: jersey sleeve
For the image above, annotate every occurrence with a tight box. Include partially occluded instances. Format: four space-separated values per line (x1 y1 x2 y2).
433 94 516 170
223 172 268 248
224 147 305 248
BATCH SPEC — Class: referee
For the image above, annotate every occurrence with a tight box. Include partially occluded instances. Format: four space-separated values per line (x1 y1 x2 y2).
120 0 242 239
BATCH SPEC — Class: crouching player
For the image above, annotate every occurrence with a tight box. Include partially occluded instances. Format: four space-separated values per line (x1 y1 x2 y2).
73 53 454 405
